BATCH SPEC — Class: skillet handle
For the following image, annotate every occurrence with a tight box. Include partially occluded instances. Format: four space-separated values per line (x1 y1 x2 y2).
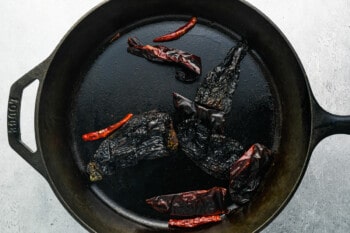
7 58 51 179
311 97 350 149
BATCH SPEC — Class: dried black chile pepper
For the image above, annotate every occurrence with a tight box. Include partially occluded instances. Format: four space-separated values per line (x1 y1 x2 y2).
177 118 243 180
195 41 248 114
171 42 249 180
86 110 178 182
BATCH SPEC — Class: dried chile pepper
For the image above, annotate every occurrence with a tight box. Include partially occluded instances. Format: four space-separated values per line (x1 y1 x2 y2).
127 37 201 75
146 187 227 217
82 113 133 141
86 110 178 181
172 92 243 179
170 45 248 180
176 118 243 180
195 41 248 114
153 17 197 42
168 215 221 228
229 143 272 205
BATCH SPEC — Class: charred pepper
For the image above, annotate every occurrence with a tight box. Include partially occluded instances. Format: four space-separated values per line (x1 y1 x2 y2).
86 110 178 182
195 41 248 114
176 118 243 180
171 43 248 179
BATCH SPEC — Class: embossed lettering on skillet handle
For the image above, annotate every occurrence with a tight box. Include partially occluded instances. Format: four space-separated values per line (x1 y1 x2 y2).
7 57 52 179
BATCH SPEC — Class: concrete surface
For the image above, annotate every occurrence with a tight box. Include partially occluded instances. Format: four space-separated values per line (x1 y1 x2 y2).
1 0 349 232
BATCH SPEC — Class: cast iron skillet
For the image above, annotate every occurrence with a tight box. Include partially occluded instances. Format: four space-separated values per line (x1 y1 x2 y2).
7 0 350 232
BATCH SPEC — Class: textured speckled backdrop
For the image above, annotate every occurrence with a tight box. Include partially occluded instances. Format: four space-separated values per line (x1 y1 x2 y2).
1 1 349 232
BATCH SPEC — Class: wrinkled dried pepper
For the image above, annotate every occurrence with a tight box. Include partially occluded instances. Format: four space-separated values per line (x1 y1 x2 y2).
229 143 272 205
146 187 227 217
153 16 197 42
127 37 201 75
87 110 177 181
195 41 248 114
168 215 221 228
82 113 133 141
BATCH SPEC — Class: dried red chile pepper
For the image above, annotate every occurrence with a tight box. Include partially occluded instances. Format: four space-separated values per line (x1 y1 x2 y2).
82 113 133 141
168 215 221 228
229 143 273 205
153 16 197 42
127 37 201 80
146 187 227 217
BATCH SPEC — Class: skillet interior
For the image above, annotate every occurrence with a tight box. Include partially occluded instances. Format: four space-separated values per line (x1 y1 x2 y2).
37 0 311 232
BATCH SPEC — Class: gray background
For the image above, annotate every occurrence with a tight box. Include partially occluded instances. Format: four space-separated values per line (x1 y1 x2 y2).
1 0 349 232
